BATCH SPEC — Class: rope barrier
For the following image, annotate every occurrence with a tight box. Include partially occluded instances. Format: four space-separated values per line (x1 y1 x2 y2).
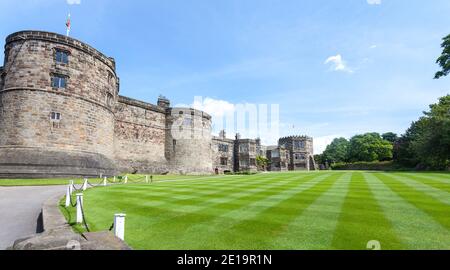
78 198 90 233
64 175 151 235
106 177 117 184
69 194 77 208
127 176 147 183
86 178 104 188
71 184 83 192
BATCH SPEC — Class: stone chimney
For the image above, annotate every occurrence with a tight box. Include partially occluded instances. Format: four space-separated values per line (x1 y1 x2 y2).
219 130 226 139
255 137 261 146
235 133 241 140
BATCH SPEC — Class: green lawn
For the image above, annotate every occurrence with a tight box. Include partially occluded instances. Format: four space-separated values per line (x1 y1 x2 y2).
0 174 214 186
61 171 450 250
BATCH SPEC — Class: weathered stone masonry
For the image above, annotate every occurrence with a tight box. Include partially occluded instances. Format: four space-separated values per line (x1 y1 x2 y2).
0 31 118 178
0 30 315 178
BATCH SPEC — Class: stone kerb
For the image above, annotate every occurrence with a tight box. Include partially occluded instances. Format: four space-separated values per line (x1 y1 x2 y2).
11 185 131 250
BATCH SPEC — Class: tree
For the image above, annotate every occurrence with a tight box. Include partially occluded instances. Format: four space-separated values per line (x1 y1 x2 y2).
347 133 393 162
256 155 269 171
395 95 450 169
322 138 350 164
382 132 398 144
435 34 450 79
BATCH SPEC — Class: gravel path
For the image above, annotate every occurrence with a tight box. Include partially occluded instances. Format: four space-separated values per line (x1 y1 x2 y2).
0 185 66 250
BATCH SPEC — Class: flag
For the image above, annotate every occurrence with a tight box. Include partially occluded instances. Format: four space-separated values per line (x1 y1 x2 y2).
66 13 71 36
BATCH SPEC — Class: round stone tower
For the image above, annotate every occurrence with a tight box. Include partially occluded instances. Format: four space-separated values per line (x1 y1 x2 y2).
0 31 118 178
165 107 213 175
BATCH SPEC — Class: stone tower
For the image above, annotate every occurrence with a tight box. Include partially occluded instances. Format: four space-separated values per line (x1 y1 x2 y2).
0 31 118 178
165 107 213 174
279 136 316 171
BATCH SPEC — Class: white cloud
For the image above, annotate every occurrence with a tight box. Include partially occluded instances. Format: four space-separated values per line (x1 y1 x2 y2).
192 97 236 119
367 0 381 5
177 97 281 145
324 54 353 73
369 44 377 49
67 0 81 5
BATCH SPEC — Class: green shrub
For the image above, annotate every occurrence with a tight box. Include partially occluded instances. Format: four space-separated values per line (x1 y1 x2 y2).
331 161 405 171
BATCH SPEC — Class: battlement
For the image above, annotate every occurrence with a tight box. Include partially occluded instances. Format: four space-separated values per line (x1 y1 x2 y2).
169 107 212 120
6 30 116 72
279 135 313 142
0 30 316 177
118 95 166 114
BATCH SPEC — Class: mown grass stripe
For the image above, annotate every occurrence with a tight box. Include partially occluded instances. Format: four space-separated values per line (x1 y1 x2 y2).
87 174 296 217
398 173 450 191
99 173 309 210
123 173 335 249
366 173 450 249
104 172 288 196
86 173 317 234
383 173 450 205
203 173 342 249
375 173 450 230
331 173 403 250
269 173 352 250
138 173 309 190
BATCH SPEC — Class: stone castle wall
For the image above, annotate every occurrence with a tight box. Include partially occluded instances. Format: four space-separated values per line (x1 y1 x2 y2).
0 31 118 177
114 96 169 173
211 136 235 173
279 136 316 171
0 30 316 178
165 108 213 174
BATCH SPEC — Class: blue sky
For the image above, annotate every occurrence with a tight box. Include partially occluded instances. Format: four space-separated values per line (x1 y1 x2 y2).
1 0 449 153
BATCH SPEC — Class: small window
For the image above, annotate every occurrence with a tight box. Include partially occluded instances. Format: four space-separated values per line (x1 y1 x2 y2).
219 144 229 152
107 72 114 83
250 159 256 166
55 50 69 64
173 139 177 152
51 75 67 89
240 160 249 167
272 150 280 158
50 112 61 121
239 144 249 153
294 141 305 149
220 158 228 166
106 93 114 108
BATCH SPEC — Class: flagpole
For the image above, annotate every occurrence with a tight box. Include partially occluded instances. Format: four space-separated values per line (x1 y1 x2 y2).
66 13 71 37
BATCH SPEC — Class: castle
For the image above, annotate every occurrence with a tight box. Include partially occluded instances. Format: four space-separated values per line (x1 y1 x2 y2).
0 31 316 178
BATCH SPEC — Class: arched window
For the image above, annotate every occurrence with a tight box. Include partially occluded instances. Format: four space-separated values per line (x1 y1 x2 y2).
55 50 69 64
51 74 67 89
106 92 114 108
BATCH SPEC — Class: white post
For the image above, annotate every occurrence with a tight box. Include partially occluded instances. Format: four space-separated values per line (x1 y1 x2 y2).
76 193 84 224
114 214 126 241
103 177 107 186
124 176 128 184
145 175 149 184
69 180 74 195
100 173 103 179
82 178 88 191
113 176 116 183
65 185 71 207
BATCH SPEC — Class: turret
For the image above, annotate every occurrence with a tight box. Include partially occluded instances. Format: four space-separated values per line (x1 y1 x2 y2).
157 95 171 109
